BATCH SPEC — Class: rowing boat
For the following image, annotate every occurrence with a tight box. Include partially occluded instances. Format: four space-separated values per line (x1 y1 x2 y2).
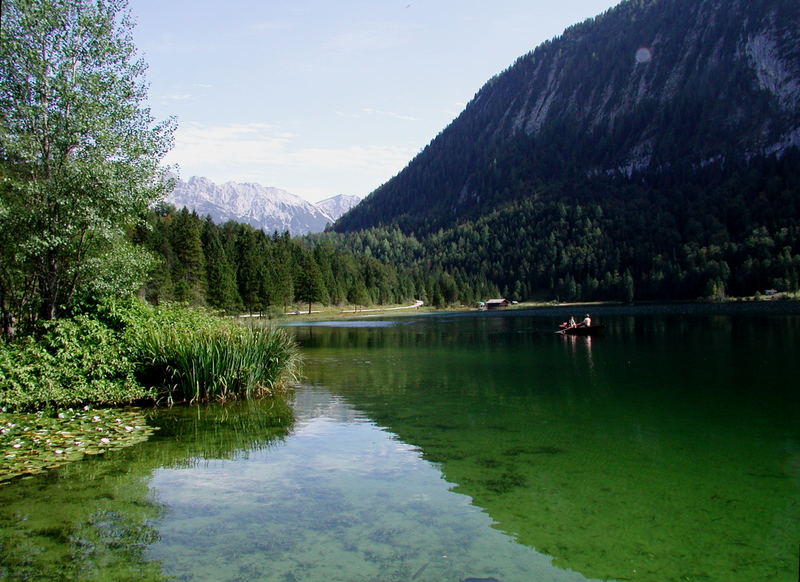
558 324 606 335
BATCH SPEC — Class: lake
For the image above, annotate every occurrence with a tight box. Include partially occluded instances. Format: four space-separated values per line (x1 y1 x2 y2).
1 304 798 581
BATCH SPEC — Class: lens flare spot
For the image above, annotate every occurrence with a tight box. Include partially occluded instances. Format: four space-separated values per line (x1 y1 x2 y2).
635 47 653 64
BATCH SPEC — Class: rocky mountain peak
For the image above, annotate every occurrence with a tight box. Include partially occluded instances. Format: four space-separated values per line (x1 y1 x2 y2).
166 178 360 235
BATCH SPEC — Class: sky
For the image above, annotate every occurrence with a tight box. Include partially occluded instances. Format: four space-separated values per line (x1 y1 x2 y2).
130 0 621 203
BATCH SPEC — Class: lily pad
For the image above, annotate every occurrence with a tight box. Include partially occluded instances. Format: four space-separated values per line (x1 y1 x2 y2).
0 407 157 483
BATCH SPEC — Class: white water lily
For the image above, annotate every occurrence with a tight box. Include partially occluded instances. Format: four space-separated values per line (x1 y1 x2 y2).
100 438 110 444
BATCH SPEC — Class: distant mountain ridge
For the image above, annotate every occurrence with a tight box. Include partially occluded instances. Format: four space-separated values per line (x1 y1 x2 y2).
315 194 362 223
335 0 800 235
166 177 360 235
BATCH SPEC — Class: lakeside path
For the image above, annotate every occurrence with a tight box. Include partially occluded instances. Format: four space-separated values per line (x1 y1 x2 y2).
339 300 424 314
256 300 425 318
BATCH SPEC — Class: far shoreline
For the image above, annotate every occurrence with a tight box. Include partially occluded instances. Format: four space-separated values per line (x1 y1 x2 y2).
274 296 800 325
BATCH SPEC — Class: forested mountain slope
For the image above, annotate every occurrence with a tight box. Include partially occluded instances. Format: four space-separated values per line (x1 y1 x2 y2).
327 0 800 302
334 0 799 236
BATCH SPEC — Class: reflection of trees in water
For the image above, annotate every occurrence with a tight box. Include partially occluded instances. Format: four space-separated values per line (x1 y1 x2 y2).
151 398 294 465
0 398 294 581
0 462 164 581
293 316 539 351
298 312 800 582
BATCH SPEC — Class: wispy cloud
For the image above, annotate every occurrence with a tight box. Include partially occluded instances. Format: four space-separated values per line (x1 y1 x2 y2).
336 108 417 122
164 122 414 198
159 93 193 103
326 23 409 53
362 108 417 122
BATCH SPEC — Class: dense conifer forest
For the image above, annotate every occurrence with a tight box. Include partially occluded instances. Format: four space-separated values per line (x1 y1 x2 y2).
151 152 800 311
319 151 800 304
134 205 422 314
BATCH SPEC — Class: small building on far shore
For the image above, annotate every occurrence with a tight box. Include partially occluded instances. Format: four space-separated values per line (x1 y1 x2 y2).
485 298 510 310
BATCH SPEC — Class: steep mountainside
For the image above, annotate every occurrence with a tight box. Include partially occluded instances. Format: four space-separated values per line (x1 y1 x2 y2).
316 194 361 221
335 0 800 235
167 177 350 235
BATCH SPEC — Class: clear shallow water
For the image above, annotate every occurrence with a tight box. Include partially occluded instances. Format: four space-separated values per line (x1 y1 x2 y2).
1 305 798 581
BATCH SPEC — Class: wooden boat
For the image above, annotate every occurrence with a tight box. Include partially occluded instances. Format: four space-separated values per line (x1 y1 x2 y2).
558 324 606 335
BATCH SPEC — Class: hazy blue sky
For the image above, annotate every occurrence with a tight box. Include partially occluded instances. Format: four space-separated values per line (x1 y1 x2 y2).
131 0 621 202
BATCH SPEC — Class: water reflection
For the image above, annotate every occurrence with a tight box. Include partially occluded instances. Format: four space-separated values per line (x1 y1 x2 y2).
0 386 603 582
560 333 595 370
295 308 800 582
0 398 294 581
0 307 797 582
144 386 600 582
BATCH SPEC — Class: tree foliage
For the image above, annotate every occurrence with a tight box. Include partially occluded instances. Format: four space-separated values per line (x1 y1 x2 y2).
0 0 174 335
318 151 800 303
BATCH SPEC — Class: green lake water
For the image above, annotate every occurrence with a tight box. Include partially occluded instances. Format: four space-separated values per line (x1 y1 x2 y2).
1 304 798 581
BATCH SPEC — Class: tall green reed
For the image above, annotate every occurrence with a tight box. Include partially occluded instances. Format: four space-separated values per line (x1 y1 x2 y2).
127 305 299 404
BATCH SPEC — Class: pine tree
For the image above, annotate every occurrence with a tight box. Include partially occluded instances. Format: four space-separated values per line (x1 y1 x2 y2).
202 218 241 312
234 226 264 314
348 280 371 311
171 209 207 304
268 232 295 312
294 250 328 314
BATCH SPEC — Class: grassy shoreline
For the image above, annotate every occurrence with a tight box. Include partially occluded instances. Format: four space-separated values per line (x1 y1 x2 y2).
0 300 300 412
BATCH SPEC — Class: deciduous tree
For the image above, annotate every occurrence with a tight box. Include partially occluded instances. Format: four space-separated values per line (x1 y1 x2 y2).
0 0 174 333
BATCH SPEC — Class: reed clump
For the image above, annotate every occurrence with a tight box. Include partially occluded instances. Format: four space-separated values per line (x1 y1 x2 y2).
126 304 299 405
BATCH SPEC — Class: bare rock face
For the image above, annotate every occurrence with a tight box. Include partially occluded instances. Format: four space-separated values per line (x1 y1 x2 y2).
166 177 359 235
474 0 800 173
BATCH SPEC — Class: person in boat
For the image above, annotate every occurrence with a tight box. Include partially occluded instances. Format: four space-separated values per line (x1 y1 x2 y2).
560 316 577 329
580 314 592 327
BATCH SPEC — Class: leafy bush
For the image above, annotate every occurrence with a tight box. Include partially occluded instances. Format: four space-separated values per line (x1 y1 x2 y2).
0 299 300 410
0 316 152 411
